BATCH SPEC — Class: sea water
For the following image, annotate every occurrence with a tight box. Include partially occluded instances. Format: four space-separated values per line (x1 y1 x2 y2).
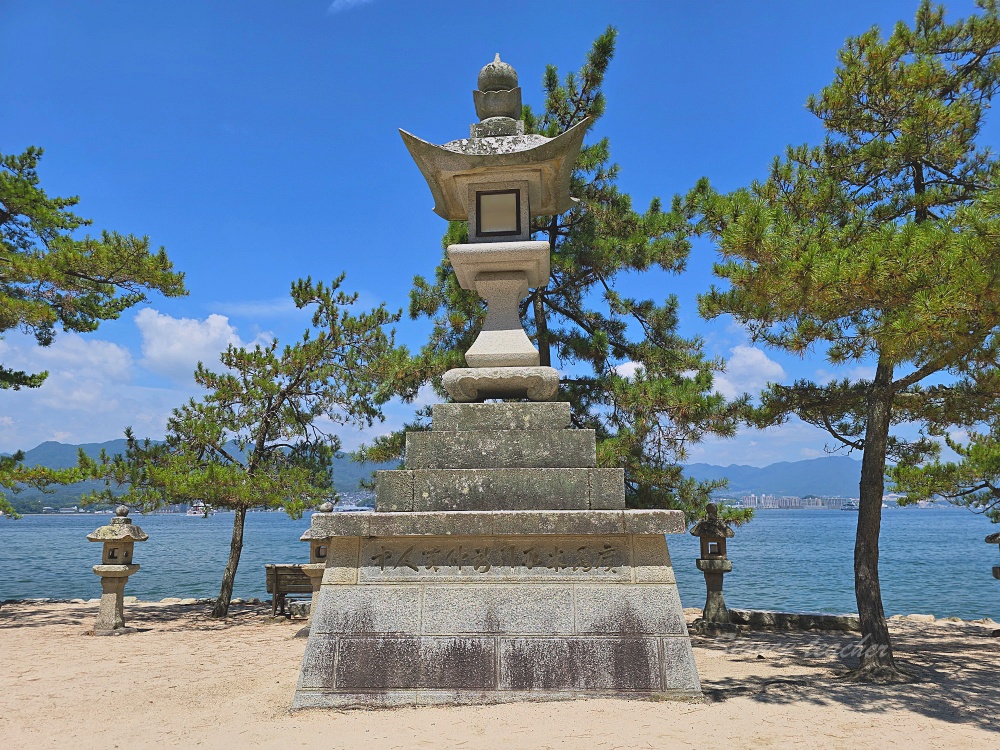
1 507 997 620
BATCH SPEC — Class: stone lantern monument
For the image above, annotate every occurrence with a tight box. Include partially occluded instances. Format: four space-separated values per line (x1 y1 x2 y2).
293 55 700 709
689 503 735 633
987 531 1000 580
87 505 147 635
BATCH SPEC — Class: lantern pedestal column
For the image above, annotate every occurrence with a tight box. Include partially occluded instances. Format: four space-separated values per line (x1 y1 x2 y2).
695 558 732 623
92 564 140 634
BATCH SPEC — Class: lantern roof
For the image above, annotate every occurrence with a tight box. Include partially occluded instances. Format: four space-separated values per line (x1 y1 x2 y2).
400 53 588 221
689 504 735 539
87 505 148 542
986 531 1000 544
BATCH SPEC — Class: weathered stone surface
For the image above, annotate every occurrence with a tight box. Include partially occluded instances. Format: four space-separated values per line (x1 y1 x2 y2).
448 241 549 288
443 366 559 402
421 585 575 634
310 586 421 634
574 585 687 635
405 429 597 470
463 271 538 368
374 470 414 512
432 401 571 431
293 529 700 707
407 468 590 511
373 467 625 512
309 509 686 538
633 535 676 583
499 637 662 692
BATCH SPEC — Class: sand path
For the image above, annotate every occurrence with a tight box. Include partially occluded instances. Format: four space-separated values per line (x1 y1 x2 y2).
1 601 997 749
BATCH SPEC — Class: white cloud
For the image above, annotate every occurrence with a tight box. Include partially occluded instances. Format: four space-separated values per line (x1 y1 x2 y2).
134 309 268 383
327 0 374 13
713 345 786 399
613 361 643 380
687 418 846 467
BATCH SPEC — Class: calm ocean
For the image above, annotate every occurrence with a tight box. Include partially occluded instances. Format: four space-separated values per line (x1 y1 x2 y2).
2 507 997 620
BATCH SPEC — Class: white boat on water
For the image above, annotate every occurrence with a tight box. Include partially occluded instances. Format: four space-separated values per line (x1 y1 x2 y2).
842 499 860 511
186 502 213 517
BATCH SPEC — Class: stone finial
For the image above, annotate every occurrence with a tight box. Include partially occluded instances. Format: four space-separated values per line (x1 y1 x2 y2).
474 53 522 123
478 53 518 92
319 501 334 513
115 504 129 517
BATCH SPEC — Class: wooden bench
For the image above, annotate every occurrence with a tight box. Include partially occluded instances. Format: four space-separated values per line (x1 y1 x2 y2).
264 564 314 617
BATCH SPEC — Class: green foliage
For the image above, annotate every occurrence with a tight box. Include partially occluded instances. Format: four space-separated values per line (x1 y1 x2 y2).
371 27 745 522
81 275 406 615
0 146 186 390
0 451 83 519
693 0 1000 677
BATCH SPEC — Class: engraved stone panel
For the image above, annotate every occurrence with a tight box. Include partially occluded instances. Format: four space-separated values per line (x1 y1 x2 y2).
410 468 591 511
357 535 631 583
421 585 574 635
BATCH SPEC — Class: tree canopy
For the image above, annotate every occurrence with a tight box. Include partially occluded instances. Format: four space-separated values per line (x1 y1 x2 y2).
0 146 186 517
695 0 1000 681
82 275 407 617
361 28 747 524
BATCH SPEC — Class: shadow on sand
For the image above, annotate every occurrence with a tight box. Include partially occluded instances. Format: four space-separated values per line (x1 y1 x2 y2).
693 623 1000 733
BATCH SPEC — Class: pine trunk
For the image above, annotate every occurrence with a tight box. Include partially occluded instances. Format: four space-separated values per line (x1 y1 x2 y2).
533 293 551 367
851 358 908 682
212 505 247 618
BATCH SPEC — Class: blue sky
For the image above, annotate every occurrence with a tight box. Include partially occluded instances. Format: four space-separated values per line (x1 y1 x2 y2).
1 0 991 465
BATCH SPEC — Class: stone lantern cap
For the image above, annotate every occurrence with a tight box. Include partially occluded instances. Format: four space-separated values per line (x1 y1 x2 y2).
986 531 1000 545
689 503 735 539
399 53 588 221
87 505 148 543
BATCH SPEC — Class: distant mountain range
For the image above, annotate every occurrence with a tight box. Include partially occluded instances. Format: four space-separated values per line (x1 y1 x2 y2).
4 440 396 514
685 455 862 498
3 440 862 513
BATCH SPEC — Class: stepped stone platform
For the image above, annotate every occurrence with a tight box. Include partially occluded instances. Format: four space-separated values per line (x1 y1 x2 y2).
293 402 701 709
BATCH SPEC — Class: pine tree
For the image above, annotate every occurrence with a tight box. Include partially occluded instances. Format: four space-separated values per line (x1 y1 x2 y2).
82 276 406 617
696 0 1000 681
1 146 186 517
362 28 747 522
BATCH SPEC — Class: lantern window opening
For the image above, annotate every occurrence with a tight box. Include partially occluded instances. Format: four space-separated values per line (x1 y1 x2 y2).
476 189 521 237
708 542 719 555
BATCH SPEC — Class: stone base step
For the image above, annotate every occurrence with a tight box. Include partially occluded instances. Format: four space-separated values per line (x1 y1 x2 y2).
375 467 625 512
432 402 571 431
405 429 596 470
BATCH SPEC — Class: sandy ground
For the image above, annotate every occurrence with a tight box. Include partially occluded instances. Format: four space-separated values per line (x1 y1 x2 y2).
1 601 997 750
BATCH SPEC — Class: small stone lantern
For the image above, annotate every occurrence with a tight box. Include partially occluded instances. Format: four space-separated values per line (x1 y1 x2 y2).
987 532 1000 580
300 501 335 620
689 503 735 632
87 505 148 635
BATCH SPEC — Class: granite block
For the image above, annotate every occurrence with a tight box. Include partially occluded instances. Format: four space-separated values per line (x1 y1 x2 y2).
374 470 414 512
632 535 676 584
432 402 571 431
319 537 360 585
624 509 686 535
499 637 662 691
336 636 497 690
310 586 421 634
574 585 687 635
588 468 626 509
409 468 591 511
405 429 596 470
421 585 575 634
661 637 702 691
